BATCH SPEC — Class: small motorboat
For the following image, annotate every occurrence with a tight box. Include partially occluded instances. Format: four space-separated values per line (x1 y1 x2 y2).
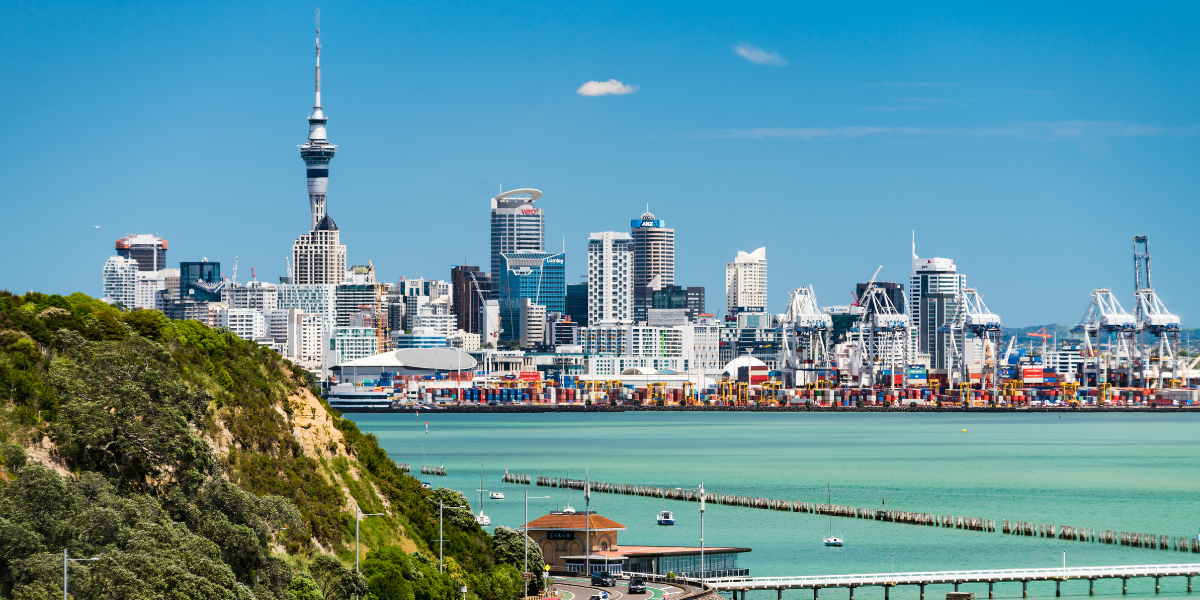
657 510 675 525
490 492 505 500
823 536 844 547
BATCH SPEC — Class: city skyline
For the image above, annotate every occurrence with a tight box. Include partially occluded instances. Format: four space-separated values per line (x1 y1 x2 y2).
3 2 1199 326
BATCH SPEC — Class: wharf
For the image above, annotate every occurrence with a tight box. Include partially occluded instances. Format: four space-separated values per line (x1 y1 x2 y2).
660 563 1200 599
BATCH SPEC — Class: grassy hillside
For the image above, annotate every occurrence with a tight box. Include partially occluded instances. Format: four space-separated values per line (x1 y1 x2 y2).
0 291 542 600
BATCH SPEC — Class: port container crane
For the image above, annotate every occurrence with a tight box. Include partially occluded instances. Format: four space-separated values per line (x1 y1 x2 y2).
778 285 833 388
850 266 909 390
1132 235 1182 387
1072 288 1137 387
943 288 1002 400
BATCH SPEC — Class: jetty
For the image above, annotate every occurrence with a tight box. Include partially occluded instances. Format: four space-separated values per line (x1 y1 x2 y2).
675 563 1200 599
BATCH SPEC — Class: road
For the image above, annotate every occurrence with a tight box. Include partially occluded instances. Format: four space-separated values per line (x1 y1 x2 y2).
550 576 701 600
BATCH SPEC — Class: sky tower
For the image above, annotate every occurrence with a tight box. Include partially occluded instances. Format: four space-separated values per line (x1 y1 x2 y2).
300 9 337 231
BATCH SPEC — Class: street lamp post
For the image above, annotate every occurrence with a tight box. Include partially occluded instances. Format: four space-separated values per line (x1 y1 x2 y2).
440 500 469 573
699 483 705 581
523 492 551 600
63 550 98 600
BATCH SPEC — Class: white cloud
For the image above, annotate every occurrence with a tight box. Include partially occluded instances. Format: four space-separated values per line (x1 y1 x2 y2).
734 43 787 66
576 79 639 96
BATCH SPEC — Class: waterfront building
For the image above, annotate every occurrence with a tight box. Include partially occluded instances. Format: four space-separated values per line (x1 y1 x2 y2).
587 231 633 325
115 234 168 272
523 511 749 577
329 347 478 387
630 209 674 287
451 266 492 334
101 256 139 308
497 251 565 344
324 326 379 367
908 241 966 370
390 327 448 349
565 280 589 326
490 189 545 283
725 248 767 315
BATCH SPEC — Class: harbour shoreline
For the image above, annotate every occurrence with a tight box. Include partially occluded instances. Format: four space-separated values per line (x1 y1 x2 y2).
334 404 1199 414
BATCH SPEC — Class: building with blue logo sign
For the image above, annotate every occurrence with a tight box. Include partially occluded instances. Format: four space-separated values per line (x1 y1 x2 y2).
498 251 565 344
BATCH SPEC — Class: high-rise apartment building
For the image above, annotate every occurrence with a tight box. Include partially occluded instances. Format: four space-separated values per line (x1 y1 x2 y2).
631 210 674 287
292 24 347 285
725 247 767 315
223 281 279 311
101 256 139 307
587 232 633 325
908 242 966 370
451 266 492 334
287 310 325 370
520 298 547 348
497 251 565 343
278 284 338 334
115 234 168 272
490 189 544 282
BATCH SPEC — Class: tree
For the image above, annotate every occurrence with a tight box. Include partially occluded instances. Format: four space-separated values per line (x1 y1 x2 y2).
491 527 546 593
308 554 368 600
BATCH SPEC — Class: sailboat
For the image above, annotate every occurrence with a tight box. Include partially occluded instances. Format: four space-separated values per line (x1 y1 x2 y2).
823 484 843 547
561 468 576 513
476 465 491 526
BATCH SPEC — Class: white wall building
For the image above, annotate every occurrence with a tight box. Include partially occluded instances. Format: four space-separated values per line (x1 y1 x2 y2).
287 310 325 371
263 309 292 352
134 268 178 310
725 247 767 316
219 308 267 341
412 313 456 337
448 330 481 351
587 231 633 325
223 281 279 311
278 284 337 335
102 256 139 308
521 298 547 348
324 326 379 368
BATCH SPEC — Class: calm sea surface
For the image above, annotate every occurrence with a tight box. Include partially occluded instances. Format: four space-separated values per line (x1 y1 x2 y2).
346 412 1200 600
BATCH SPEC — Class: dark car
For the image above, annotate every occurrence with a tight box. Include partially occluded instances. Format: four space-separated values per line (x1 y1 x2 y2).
591 573 616 587
628 578 647 594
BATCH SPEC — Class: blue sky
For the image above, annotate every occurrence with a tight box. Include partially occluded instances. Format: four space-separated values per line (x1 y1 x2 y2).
2 1 1198 326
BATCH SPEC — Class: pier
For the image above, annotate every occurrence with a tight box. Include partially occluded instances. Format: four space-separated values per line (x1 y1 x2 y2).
668 563 1200 598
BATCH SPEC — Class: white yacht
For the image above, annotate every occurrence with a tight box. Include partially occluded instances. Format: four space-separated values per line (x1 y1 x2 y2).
490 492 505 500
657 510 675 525
476 465 491 526
823 484 844 547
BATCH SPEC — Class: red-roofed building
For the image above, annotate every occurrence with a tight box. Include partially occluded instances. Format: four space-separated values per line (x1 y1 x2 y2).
523 510 750 577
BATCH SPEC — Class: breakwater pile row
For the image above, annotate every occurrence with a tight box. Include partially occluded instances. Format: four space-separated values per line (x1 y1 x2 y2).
502 472 531 484
420 465 447 476
508 473 1198 552
398 463 411 473
1003 520 1199 552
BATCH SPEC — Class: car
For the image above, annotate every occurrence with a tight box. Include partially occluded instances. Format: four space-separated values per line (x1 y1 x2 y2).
591 573 616 587
628 578 647 594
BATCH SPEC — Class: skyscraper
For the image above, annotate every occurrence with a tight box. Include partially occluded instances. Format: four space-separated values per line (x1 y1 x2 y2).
725 247 768 315
101 256 139 307
490 189 544 283
631 209 674 287
588 231 633 325
115 234 167 272
908 240 966 370
451 266 492 334
291 18 346 285
497 251 565 343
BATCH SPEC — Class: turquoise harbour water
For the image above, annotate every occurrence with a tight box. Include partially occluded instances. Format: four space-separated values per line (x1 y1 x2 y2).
346 412 1200 600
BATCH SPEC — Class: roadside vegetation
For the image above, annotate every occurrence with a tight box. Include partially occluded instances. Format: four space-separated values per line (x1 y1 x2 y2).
0 291 543 600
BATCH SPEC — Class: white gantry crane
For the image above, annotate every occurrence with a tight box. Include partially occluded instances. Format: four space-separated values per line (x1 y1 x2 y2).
1132 235 1182 387
1072 288 1137 387
778 285 833 388
850 266 909 390
943 288 1002 398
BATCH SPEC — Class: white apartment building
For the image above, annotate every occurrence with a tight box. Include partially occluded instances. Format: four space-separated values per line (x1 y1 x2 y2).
579 322 717 373
223 281 279 311
521 298 547 348
218 308 267 341
587 231 633 325
681 324 721 373
287 310 325 371
324 327 379 368
102 256 139 308
448 330 481 351
133 268 178 310
263 308 292 352
585 356 691 377
412 313 456 337
908 242 967 370
278 284 337 335
725 247 767 315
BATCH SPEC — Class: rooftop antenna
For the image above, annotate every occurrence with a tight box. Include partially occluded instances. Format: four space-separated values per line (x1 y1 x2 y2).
314 8 321 107
232 256 239 285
